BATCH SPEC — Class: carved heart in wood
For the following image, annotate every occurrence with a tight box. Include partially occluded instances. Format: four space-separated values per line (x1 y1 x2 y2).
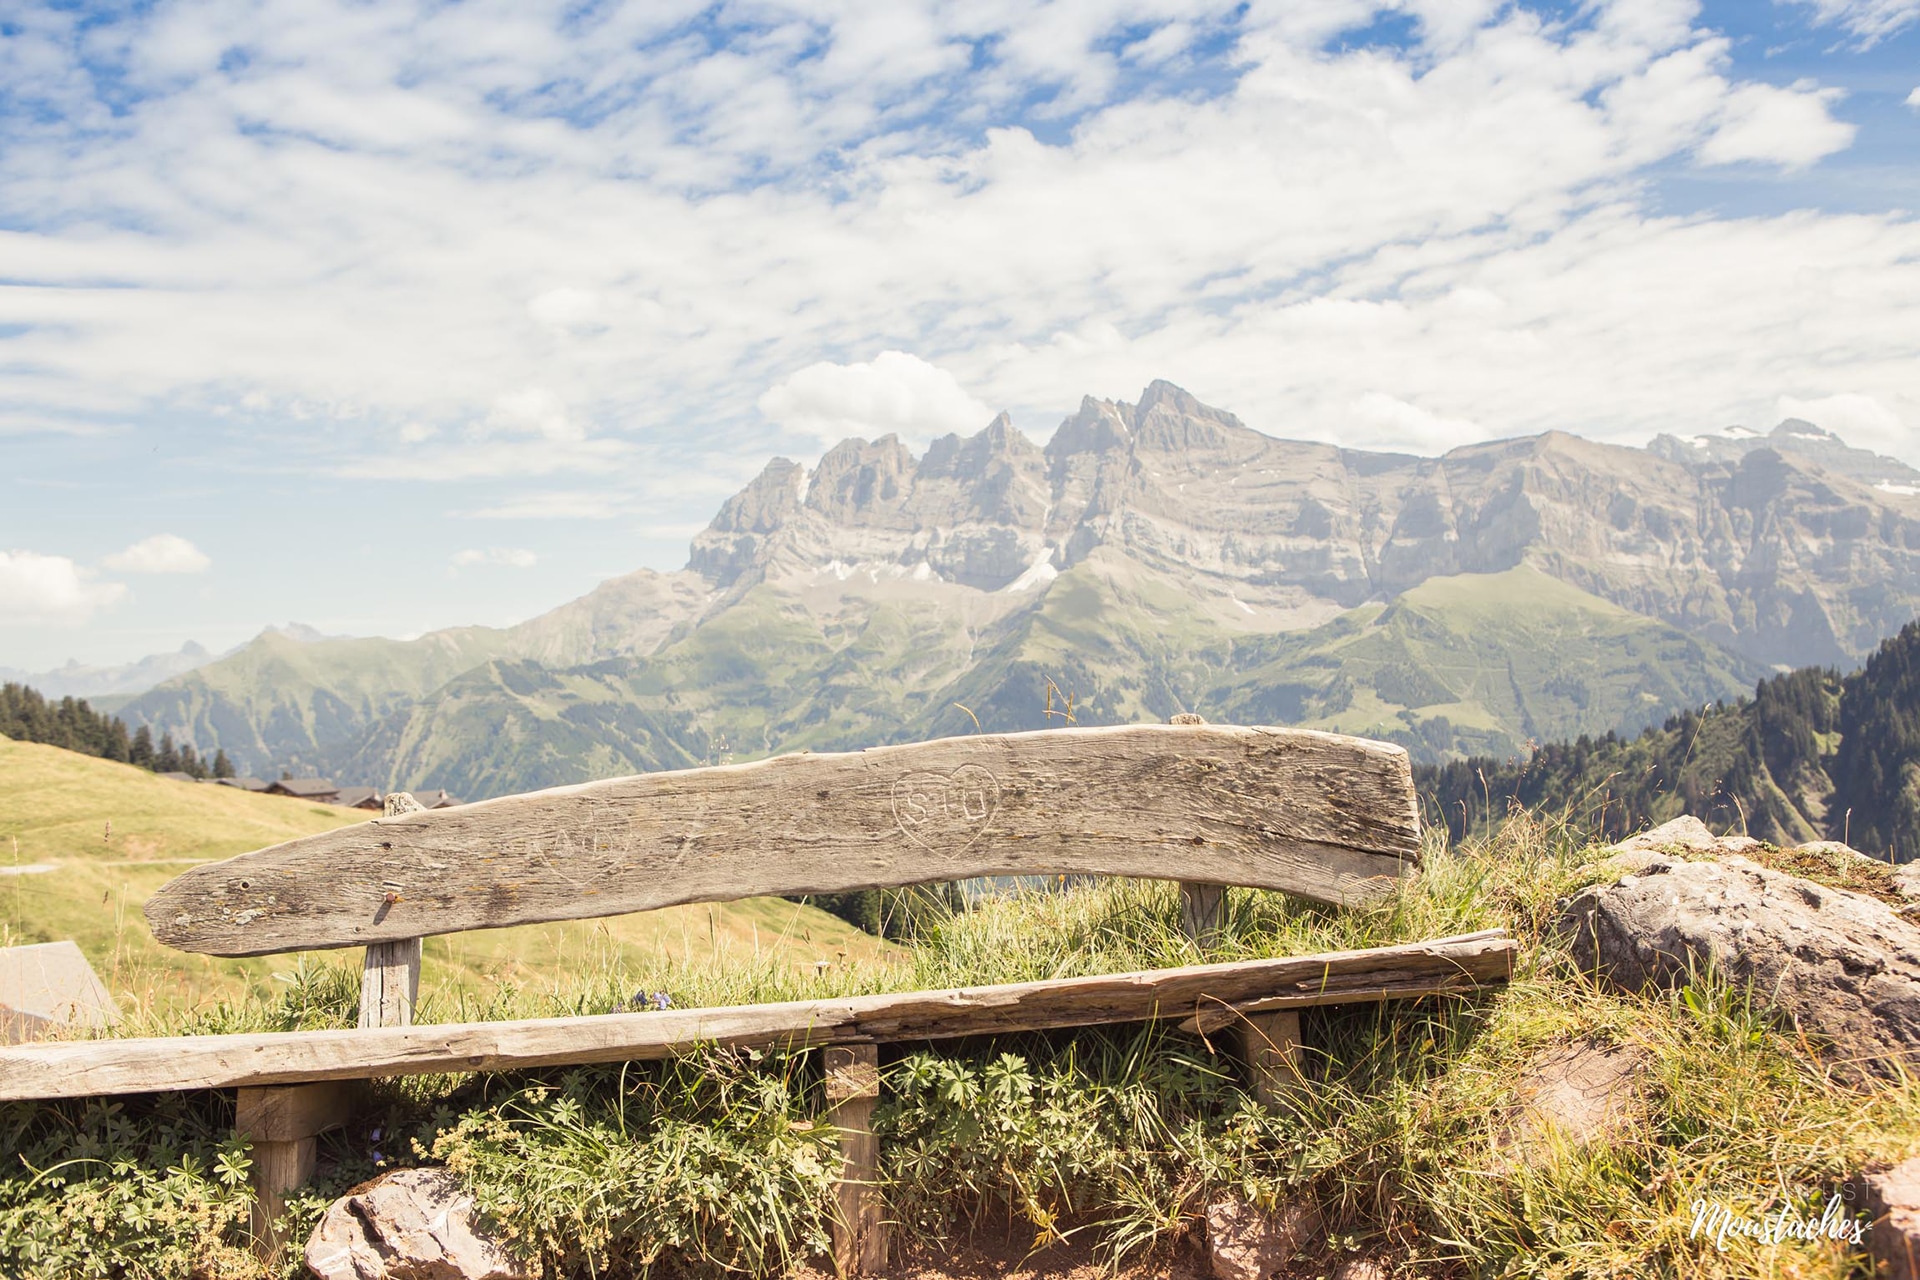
890 764 1002 857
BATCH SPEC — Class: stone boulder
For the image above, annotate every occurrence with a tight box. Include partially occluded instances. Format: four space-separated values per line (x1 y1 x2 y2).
1610 815 1760 858
1557 853 1920 1080
1854 1156 1920 1280
1505 1039 1647 1148
305 1168 529 1280
1205 1194 1322 1280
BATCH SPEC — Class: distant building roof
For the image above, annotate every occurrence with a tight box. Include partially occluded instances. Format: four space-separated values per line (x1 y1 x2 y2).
215 776 270 792
413 789 462 809
266 777 338 800
335 786 381 810
156 771 198 784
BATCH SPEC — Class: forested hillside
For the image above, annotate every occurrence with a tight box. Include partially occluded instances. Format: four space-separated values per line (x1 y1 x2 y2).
1418 621 1920 860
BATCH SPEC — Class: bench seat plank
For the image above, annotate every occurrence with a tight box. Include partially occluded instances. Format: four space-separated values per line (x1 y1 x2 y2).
0 931 1509 1099
145 724 1420 957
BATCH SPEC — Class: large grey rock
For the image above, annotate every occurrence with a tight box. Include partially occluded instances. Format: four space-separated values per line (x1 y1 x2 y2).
1205 1194 1321 1280
1610 815 1761 857
304 1168 529 1280
1855 1156 1920 1280
0 941 119 1044
1558 854 1920 1080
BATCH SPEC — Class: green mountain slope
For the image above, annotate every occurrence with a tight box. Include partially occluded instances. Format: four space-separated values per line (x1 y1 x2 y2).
1210 567 1768 760
344 564 1763 799
115 627 521 778
340 584 992 797
103 385 1920 807
114 568 711 780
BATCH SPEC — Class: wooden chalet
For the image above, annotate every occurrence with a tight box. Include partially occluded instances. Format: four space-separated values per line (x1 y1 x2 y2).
265 778 339 803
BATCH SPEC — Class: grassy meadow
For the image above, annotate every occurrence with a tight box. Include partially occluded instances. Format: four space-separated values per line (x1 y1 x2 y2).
3 733 1917 1278
0 735 889 1025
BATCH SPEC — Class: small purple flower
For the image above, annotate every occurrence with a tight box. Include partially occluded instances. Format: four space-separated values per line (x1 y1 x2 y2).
650 991 672 1011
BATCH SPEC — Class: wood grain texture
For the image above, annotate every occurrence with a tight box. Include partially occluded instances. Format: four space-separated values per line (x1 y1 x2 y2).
235 1080 362 1142
0 932 1508 1099
359 939 420 1029
249 1136 316 1256
826 1044 887 1275
144 724 1421 957
1179 883 1227 950
1240 1010 1303 1110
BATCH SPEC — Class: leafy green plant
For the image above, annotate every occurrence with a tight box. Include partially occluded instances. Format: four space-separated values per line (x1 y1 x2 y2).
0 1094 256 1279
429 1052 838 1277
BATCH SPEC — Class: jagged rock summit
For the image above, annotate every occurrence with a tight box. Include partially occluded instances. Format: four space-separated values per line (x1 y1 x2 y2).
689 380 1920 670
115 380 1920 795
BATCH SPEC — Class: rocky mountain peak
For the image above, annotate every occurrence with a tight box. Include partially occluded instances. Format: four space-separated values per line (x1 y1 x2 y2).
1048 391 1129 446
687 456 805 582
804 434 916 525
676 381 1920 670
1649 418 1920 489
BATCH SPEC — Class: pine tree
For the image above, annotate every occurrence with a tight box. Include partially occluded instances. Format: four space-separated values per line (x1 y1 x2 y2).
156 732 180 774
212 749 234 779
130 725 154 768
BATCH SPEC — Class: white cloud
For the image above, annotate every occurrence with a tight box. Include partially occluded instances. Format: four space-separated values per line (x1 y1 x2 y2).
1349 394 1488 454
0 0 1909 503
758 352 995 450
1907 86 1920 109
483 388 584 443
459 492 624 520
0 552 126 624
103 534 211 574
1784 0 1920 44
449 547 538 569
1697 81 1854 170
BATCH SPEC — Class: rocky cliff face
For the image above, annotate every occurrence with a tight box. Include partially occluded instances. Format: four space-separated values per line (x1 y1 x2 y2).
119 380 1920 788
687 381 1920 670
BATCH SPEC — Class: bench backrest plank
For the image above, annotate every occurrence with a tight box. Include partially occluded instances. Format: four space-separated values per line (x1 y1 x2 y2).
146 723 1420 958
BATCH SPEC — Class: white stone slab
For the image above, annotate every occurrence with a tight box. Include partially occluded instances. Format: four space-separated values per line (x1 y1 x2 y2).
0 941 119 1043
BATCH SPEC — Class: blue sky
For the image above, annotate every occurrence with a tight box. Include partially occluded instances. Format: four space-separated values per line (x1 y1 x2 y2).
2 0 1918 670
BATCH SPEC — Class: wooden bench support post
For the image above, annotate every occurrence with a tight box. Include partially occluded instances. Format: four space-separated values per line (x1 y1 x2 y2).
1179 882 1226 950
824 1043 887 1275
359 791 425 1031
1168 715 1229 954
237 1080 361 1257
359 938 420 1029
1239 1009 1304 1110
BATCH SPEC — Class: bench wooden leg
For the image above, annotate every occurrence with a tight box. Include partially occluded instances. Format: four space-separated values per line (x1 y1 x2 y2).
1240 1010 1304 1109
248 1135 317 1252
360 938 421 1028
825 1043 887 1275
237 1080 361 1258
1178 882 1227 950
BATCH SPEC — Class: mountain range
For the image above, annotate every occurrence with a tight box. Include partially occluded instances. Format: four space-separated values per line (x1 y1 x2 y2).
109 381 1920 800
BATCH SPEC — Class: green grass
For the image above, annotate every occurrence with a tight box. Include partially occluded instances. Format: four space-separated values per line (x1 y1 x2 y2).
2 743 1914 1278
0 736 891 1025
6 805 1915 1278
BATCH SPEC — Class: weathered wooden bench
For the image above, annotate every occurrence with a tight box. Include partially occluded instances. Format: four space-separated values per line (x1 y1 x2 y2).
0 720 1515 1271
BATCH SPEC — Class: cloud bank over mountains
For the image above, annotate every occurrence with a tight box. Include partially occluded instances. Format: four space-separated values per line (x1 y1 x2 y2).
4 0 1914 462
1 0 1917 666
